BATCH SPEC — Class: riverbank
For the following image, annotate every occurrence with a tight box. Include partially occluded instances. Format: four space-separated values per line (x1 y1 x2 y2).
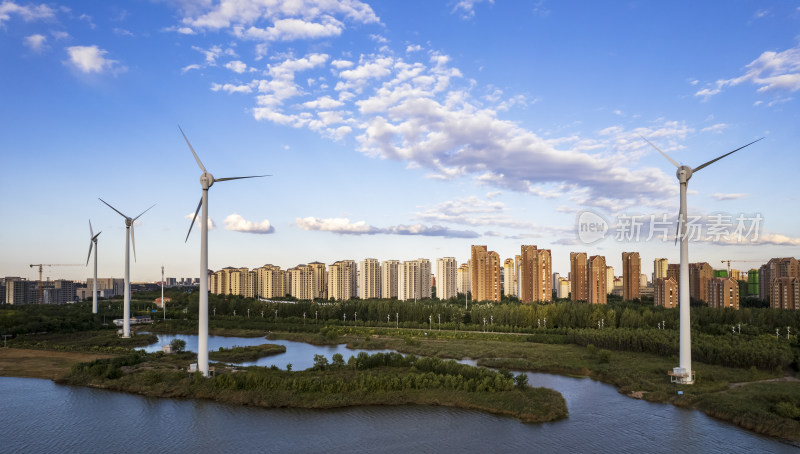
270 328 800 443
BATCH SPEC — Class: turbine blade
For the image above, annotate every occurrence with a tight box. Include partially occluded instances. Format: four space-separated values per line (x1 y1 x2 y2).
131 224 137 263
179 125 207 173
89 219 94 238
133 203 156 221
693 137 765 173
639 135 679 168
99 198 128 219
215 175 270 182
185 197 203 243
86 241 93 266
92 232 102 241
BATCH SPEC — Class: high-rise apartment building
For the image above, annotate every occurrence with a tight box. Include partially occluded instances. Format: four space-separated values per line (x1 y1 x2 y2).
436 257 457 300
381 260 399 299
622 252 641 301
556 277 570 299
570 252 588 301
654 258 668 283
709 277 739 309
456 263 470 295
760 258 800 302
504 259 517 298
689 262 713 303
605 266 614 295
654 277 678 308
328 260 357 301
289 265 313 300
308 261 327 300
667 264 681 288
255 265 285 298
398 259 431 301
471 246 501 302
588 255 607 304
770 277 800 310
359 258 381 299
520 245 550 303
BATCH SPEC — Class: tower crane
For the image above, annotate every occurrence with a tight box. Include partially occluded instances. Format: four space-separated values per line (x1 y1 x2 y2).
720 259 767 276
28 264 82 304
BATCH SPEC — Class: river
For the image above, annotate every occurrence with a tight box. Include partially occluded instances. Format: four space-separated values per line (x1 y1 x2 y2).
1 333 795 453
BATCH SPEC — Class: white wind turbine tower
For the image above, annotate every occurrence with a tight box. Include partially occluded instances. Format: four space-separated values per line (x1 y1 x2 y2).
99 198 156 338
641 136 763 384
86 220 101 314
180 126 268 377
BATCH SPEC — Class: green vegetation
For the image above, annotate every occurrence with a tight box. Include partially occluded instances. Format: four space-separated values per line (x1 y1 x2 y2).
208 344 286 362
60 351 567 424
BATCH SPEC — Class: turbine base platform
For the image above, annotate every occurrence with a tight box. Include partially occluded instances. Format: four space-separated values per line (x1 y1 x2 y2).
668 367 695 385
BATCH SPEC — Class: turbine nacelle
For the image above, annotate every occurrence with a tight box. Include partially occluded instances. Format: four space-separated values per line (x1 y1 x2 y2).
201 172 214 190
677 165 693 184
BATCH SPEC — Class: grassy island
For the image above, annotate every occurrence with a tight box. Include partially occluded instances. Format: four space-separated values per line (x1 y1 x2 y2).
58 350 567 424
208 344 286 362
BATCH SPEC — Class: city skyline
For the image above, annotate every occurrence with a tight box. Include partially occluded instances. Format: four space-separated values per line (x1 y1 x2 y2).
2 1 799 283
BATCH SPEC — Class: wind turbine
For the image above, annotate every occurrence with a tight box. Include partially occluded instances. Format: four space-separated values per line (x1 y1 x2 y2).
99 198 155 338
641 136 763 384
180 126 268 377
86 220 101 314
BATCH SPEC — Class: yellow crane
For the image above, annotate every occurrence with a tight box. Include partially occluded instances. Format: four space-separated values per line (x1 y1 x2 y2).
28 264 82 304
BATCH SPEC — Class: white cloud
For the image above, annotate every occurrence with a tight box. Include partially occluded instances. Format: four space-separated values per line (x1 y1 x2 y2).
406 44 422 53
24 34 46 52
185 213 215 230
695 44 800 100
701 123 728 133
452 0 494 18
177 27 195 35
485 191 501 199
0 1 55 24
296 216 480 238
711 193 747 201
180 0 379 40
113 28 134 37
225 60 247 73
65 45 122 74
224 214 275 234
181 64 201 73
211 82 253 94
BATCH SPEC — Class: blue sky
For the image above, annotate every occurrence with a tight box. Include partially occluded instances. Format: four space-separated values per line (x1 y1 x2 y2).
1 0 799 283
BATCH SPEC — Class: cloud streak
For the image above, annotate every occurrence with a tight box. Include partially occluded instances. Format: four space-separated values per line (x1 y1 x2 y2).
296 216 479 238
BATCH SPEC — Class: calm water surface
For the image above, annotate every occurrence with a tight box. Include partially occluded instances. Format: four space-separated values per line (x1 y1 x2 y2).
2 334 796 453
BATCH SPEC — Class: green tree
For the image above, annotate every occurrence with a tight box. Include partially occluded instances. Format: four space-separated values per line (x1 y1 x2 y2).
170 338 186 353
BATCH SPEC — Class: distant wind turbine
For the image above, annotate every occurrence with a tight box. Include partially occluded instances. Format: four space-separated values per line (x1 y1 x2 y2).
641 135 763 384
99 198 155 338
180 126 268 377
86 220 101 314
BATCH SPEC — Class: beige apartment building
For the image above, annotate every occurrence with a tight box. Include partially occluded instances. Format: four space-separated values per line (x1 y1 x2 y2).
771 276 800 310
689 262 713 303
308 261 327 300
588 255 607 304
255 264 286 299
436 257 457 300
519 245 551 303
570 252 588 302
654 258 668 283
654 277 678 308
471 245 501 302
381 260 399 299
456 262 471 296
398 258 431 301
359 258 381 299
328 260 357 301
289 265 313 300
503 258 516 298
709 277 739 309
622 252 641 301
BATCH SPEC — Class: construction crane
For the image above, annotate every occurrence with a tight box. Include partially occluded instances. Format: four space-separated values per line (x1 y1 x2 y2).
720 259 767 276
28 264 82 304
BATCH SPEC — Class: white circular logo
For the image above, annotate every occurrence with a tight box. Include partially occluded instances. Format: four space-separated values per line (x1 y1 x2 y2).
576 210 609 244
